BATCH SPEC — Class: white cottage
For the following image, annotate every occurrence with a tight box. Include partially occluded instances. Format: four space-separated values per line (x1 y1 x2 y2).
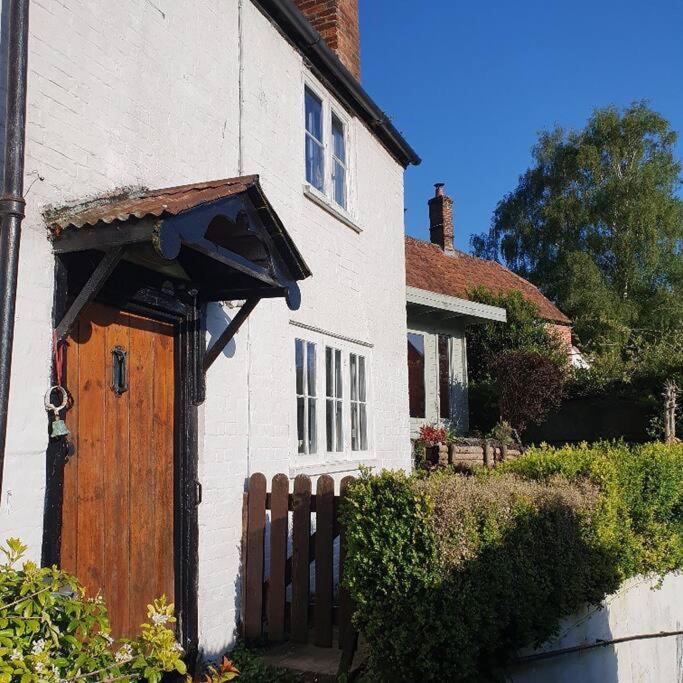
0 0 419 663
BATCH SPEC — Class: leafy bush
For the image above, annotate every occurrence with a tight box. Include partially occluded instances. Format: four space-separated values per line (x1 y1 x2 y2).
342 442 683 682
466 288 567 385
465 288 568 433
0 538 185 682
492 350 566 433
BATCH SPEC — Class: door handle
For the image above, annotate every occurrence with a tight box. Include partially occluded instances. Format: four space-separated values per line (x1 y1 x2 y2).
111 346 128 395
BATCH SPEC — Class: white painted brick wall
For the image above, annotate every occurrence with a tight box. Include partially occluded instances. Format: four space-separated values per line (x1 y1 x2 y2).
0 0 411 657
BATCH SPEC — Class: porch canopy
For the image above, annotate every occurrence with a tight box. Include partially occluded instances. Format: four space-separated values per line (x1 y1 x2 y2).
47 176 311 366
406 286 507 328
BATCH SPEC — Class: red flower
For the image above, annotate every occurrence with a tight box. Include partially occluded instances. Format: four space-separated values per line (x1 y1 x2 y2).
419 424 447 447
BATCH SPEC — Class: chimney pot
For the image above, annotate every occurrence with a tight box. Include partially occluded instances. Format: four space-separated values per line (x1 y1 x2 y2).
428 183 455 253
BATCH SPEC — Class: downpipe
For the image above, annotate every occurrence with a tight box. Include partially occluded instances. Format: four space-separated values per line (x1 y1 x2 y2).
0 0 30 495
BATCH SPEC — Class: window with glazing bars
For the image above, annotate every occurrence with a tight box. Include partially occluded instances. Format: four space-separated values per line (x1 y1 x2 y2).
325 347 343 452
304 88 324 192
331 113 347 208
295 339 317 454
350 353 367 451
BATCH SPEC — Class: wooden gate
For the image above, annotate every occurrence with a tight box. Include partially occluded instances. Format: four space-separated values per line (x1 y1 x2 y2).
241 473 356 653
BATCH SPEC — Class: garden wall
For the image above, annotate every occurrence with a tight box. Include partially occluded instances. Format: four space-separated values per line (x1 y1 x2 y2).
507 573 683 683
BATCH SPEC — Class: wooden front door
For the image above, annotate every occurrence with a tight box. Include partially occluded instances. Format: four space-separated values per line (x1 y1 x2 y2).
61 302 175 638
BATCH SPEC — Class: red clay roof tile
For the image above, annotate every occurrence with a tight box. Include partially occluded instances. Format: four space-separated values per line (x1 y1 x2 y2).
405 236 570 325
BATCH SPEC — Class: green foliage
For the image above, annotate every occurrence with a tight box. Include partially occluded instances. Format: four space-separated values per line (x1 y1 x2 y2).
472 101 683 353
0 539 185 682
226 643 302 682
466 287 566 384
492 350 566 433
465 288 567 434
567 334 683 438
342 443 683 682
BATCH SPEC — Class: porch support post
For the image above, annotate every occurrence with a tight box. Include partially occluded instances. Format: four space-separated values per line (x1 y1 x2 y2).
54 247 125 340
203 297 260 371
0 0 30 493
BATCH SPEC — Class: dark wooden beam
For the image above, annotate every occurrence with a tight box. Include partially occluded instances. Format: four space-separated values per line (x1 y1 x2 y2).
189 239 280 288
51 221 155 254
54 247 124 339
203 297 260 371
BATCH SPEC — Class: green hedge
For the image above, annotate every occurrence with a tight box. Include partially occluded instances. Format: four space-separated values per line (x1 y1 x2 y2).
341 443 683 682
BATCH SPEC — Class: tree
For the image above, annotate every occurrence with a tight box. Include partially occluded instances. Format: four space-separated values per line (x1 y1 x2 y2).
472 102 683 352
466 287 567 434
466 287 566 384
493 350 566 434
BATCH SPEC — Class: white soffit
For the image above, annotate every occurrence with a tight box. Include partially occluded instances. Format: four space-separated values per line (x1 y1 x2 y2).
406 286 507 323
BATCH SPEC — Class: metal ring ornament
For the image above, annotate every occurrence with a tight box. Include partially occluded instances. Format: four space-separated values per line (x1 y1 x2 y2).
44 385 68 413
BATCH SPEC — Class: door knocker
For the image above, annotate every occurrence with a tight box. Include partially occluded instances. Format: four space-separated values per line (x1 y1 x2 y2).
44 385 70 438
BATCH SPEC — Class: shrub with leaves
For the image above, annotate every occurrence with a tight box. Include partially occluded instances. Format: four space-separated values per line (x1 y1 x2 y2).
0 539 186 682
492 349 566 433
342 442 683 682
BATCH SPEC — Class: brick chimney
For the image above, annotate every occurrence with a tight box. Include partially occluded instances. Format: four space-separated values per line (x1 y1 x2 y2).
428 183 455 253
293 0 361 80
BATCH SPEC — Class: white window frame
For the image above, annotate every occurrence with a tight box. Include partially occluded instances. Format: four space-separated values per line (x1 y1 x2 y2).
325 346 344 453
292 325 373 468
302 78 354 218
304 86 325 193
330 112 348 209
295 338 318 455
350 353 368 452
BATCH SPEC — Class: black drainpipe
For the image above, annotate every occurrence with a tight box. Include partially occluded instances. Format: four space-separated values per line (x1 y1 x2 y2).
0 0 30 495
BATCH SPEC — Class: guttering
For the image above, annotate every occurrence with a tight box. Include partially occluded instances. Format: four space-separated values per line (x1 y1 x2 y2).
254 0 421 168
0 0 30 494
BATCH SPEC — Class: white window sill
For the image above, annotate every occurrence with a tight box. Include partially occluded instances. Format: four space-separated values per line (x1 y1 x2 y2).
290 456 377 478
303 184 362 234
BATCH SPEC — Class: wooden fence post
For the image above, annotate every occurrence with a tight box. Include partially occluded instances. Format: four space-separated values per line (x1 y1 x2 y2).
291 474 311 643
314 475 334 647
244 473 266 641
267 473 289 642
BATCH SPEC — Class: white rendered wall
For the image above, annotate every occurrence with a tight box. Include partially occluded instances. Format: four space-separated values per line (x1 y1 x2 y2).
0 0 411 658
508 573 683 683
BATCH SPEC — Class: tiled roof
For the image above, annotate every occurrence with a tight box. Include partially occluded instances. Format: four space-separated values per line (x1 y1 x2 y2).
47 176 259 232
405 236 570 325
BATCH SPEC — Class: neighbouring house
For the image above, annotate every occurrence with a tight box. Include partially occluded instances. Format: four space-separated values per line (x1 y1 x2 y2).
0 0 419 665
405 183 571 436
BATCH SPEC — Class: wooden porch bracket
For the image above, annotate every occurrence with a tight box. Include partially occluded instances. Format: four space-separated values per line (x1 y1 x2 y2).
54 247 125 340
203 297 260 371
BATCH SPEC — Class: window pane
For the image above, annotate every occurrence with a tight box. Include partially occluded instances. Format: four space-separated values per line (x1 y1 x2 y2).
305 88 323 141
308 398 317 453
305 136 324 192
297 397 305 453
332 114 345 162
359 403 367 451
407 333 426 418
326 399 334 452
295 339 304 395
335 400 343 451
335 349 342 398
350 354 358 401
438 335 450 419
326 347 333 398
358 356 366 402
333 159 346 208
351 403 358 451
307 342 316 397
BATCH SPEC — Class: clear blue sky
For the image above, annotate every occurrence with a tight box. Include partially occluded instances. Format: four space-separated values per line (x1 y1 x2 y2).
359 0 683 252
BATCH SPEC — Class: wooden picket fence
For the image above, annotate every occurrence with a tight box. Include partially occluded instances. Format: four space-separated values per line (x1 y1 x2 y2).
241 472 356 655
